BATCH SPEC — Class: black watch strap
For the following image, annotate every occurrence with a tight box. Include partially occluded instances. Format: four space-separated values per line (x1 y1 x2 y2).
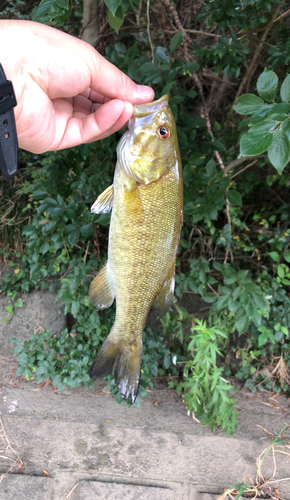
0 63 18 180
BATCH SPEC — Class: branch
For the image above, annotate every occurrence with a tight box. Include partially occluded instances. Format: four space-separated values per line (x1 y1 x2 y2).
161 0 225 171
147 0 154 63
234 2 285 101
231 160 258 179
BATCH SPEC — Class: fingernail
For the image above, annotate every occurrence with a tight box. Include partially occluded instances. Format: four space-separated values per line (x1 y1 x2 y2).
136 85 155 100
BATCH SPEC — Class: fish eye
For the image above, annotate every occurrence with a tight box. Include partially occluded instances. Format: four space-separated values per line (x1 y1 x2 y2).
157 126 170 139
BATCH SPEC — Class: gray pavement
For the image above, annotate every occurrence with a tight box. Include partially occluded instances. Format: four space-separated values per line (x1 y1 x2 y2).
0 290 290 499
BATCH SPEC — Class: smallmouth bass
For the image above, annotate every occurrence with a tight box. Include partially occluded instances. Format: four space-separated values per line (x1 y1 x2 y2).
89 94 183 402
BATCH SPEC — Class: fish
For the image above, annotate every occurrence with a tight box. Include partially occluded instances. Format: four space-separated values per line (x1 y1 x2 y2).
89 94 183 403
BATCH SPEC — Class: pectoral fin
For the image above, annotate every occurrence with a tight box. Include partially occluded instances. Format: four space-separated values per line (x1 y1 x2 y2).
91 184 114 214
89 261 115 309
152 261 176 317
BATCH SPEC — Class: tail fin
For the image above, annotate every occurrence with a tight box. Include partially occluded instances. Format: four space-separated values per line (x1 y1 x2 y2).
90 334 142 403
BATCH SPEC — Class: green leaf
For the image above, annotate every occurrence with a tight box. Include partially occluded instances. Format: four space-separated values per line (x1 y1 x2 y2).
249 118 278 134
108 5 124 33
228 297 238 312
170 31 183 53
234 94 264 115
236 314 249 334
163 353 171 369
216 294 229 310
270 102 290 114
56 0 69 7
240 129 273 156
50 207 62 221
227 190 242 206
268 129 290 174
284 251 290 262
68 230 80 247
71 300 80 315
80 224 93 238
269 251 279 262
280 74 290 102
32 0 57 21
202 293 217 303
155 46 170 63
98 213 111 226
40 241 50 254
70 278 79 294
258 331 268 347
32 190 47 200
253 293 269 310
282 119 290 141
257 68 278 102
249 104 275 125
277 265 285 279
104 0 122 16
15 298 23 308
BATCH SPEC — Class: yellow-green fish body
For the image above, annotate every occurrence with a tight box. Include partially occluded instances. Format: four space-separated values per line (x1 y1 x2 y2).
89 95 183 402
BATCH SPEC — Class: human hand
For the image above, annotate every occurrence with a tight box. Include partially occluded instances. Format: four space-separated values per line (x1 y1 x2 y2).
0 20 154 154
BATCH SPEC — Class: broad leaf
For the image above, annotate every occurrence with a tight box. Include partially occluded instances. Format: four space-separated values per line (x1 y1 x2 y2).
268 129 290 174
236 314 249 334
108 6 124 33
104 0 122 16
155 46 170 63
281 74 290 102
282 119 290 141
227 190 242 206
249 104 275 125
234 94 264 115
56 0 68 7
68 230 80 247
170 31 183 53
250 118 278 134
270 102 290 114
240 129 273 156
269 251 279 262
257 68 278 102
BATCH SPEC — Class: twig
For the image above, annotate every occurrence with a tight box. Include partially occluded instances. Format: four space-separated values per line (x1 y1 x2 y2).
64 482 80 500
164 28 222 38
147 0 154 63
161 0 225 169
0 416 24 482
231 160 258 179
223 156 253 175
83 241 90 262
234 2 285 102
206 282 220 296
249 7 290 33
223 187 232 264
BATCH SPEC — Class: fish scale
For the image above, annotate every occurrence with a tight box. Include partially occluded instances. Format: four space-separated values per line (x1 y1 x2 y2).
89 95 183 402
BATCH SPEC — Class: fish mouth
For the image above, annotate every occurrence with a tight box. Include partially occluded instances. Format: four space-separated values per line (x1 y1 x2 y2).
128 94 169 131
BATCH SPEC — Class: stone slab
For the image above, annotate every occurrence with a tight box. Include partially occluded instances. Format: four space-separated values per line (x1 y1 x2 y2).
0 475 53 500
79 480 173 499
0 290 66 357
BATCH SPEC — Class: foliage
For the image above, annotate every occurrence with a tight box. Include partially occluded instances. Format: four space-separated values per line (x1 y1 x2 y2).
235 69 290 173
170 319 238 435
2 0 290 433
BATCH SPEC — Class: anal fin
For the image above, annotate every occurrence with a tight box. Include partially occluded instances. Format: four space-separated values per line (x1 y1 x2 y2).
91 184 114 214
152 260 176 317
89 261 115 309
